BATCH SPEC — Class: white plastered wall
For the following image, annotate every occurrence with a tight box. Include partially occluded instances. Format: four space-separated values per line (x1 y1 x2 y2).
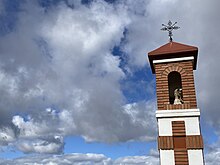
188 150 204 165
158 116 201 136
156 109 201 136
160 150 175 165
157 109 204 165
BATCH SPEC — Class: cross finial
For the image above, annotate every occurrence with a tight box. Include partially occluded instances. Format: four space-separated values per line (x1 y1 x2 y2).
161 20 180 42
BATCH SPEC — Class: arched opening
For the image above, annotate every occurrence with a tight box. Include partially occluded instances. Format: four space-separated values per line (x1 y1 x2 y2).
168 71 182 104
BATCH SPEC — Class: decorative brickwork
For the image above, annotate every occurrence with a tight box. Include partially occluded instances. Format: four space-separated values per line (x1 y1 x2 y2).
155 61 197 110
172 121 186 136
186 135 204 149
158 136 173 150
172 121 188 164
166 104 190 110
174 149 189 165
158 135 204 150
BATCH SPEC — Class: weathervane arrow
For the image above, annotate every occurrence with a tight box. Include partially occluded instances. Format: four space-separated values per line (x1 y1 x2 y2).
161 20 180 42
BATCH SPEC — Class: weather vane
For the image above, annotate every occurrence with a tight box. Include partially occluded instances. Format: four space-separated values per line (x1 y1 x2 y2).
161 20 180 42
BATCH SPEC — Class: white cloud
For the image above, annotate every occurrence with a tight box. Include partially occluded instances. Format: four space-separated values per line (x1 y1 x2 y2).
0 153 112 165
1 146 220 165
123 101 157 141
15 137 64 154
204 139 220 165
205 148 220 165
0 0 158 154
120 0 220 137
0 0 219 158
0 126 16 146
114 149 159 165
114 155 159 165
0 153 159 165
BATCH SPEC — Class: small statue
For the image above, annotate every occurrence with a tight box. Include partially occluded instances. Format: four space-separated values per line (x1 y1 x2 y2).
174 88 184 104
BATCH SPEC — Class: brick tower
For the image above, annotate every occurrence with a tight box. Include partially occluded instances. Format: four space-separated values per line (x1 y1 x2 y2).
148 41 204 165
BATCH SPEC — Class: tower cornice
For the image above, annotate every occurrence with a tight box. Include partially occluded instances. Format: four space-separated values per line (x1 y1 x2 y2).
148 42 198 73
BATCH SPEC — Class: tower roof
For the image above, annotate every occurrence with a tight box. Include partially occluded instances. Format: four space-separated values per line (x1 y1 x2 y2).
148 41 198 73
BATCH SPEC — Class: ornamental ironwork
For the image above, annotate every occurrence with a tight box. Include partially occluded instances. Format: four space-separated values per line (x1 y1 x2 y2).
161 20 180 42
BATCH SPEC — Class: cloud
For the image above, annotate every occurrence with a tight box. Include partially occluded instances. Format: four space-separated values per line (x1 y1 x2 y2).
114 156 159 165
158 0 220 135
205 147 220 165
119 0 220 136
0 0 157 154
0 152 160 165
114 149 159 165
204 139 220 165
15 137 64 154
0 153 112 165
0 0 219 158
0 126 16 146
0 146 219 165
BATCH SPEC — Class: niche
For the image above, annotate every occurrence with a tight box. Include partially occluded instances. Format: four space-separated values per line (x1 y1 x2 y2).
168 71 182 104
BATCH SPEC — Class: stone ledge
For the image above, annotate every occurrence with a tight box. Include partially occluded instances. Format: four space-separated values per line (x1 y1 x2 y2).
156 109 200 118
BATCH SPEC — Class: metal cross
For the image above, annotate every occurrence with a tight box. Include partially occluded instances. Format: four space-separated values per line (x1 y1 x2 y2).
161 20 180 42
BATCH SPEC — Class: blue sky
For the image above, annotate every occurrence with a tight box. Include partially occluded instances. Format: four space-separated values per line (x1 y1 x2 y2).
0 0 220 164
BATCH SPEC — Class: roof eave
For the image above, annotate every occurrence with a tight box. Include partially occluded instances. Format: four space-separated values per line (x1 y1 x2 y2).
148 49 198 74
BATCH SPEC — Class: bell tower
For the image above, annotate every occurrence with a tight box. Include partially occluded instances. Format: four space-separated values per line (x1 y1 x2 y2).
148 21 204 165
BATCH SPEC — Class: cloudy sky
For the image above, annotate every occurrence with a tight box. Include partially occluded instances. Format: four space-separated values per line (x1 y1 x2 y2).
0 0 219 164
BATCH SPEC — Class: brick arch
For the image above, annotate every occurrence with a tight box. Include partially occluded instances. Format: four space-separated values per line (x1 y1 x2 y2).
161 65 187 78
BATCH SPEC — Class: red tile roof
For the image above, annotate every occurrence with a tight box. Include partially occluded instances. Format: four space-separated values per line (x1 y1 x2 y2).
148 42 198 73
148 41 198 56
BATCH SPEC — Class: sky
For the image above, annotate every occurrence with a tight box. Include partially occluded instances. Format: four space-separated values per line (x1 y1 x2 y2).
0 0 220 164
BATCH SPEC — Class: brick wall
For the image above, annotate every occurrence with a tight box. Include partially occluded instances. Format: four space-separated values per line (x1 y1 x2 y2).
155 60 197 110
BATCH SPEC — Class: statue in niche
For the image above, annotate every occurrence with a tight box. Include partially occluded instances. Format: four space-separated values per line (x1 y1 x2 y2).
174 88 184 104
